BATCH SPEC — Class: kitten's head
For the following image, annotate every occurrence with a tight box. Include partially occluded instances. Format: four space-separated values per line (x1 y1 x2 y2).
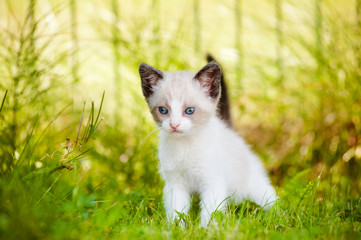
139 62 221 137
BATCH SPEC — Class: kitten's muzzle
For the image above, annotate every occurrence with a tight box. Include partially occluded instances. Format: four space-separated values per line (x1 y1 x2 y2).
170 123 180 130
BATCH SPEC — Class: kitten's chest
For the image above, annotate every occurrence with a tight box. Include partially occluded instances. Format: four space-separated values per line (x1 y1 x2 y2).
158 135 218 177
159 138 203 169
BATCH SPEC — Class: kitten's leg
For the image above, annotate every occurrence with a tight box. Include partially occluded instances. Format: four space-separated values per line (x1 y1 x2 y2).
163 183 190 224
248 181 277 210
200 186 227 227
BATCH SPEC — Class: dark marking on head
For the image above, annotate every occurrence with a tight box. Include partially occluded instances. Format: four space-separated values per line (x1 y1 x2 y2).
207 54 232 127
139 63 164 98
194 61 221 99
150 106 163 125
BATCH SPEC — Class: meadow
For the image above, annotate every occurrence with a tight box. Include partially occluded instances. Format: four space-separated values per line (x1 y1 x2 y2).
0 0 360 239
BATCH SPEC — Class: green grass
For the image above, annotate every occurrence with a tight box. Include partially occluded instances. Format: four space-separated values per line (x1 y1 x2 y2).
0 0 361 239
1 168 360 239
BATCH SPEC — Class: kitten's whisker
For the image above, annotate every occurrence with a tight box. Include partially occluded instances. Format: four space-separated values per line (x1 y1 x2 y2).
138 126 160 148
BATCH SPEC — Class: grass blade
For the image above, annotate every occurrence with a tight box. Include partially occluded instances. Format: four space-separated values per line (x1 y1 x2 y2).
94 90 105 127
0 89 8 114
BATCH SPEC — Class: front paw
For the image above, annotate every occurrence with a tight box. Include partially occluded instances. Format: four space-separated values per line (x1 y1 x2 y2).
200 211 211 228
173 210 189 228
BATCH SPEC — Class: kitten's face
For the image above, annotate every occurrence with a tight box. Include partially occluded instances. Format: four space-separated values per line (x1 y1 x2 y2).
139 62 221 137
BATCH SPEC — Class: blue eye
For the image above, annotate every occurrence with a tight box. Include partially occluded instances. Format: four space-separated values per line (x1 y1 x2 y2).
158 107 168 115
185 107 195 115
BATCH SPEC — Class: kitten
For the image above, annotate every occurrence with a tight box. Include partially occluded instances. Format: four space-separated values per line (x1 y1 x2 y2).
139 60 277 227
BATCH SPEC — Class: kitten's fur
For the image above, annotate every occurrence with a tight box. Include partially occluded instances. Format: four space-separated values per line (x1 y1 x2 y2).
139 61 277 227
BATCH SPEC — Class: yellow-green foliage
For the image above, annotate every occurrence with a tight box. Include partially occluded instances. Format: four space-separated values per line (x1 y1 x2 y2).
0 0 360 239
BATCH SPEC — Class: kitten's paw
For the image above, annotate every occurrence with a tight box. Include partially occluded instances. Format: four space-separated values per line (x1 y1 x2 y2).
262 193 278 210
173 210 189 228
200 213 211 228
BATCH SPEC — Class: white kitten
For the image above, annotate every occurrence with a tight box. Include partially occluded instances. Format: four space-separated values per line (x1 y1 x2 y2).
139 61 277 227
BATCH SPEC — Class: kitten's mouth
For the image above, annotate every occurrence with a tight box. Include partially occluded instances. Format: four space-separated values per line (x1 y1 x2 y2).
170 129 183 134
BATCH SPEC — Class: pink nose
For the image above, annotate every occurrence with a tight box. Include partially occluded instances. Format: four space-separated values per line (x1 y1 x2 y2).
170 123 180 129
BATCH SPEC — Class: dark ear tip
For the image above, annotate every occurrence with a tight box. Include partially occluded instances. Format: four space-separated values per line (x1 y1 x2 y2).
139 62 148 71
206 54 214 62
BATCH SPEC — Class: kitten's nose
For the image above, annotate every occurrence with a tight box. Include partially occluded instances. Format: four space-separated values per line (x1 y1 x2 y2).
170 123 180 129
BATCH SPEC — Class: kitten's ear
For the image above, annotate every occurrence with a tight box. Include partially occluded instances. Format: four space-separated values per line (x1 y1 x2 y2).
194 61 221 99
139 63 164 98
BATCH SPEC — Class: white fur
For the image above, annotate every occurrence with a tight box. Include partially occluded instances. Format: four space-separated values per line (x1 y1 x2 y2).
142 68 277 227
158 117 277 227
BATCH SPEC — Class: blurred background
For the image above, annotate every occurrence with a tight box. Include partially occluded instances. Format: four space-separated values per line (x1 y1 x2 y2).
0 0 360 237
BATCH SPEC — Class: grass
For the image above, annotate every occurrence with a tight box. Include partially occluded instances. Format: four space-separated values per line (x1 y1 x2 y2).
0 0 360 239
0 89 7 114
1 169 360 239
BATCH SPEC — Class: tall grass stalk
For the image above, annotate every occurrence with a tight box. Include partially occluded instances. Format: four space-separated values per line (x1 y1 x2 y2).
234 0 243 91
315 0 323 74
28 0 36 62
111 0 121 84
70 0 79 83
356 0 361 72
0 1 67 174
275 0 284 84
152 0 161 66
48 92 104 175
0 89 7 114
193 0 201 54
111 0 121 126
